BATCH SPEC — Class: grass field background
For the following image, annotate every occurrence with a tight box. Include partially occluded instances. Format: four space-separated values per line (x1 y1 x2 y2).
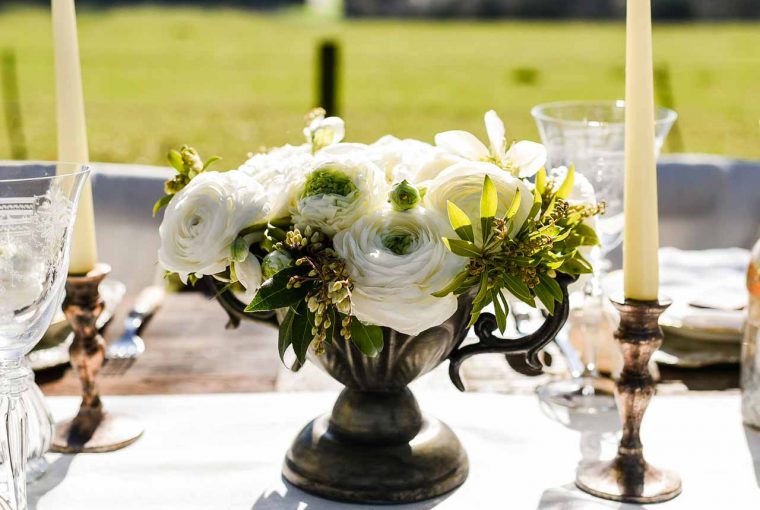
0 6 758 168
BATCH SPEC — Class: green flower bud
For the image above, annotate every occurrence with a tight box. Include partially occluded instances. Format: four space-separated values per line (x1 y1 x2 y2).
261 250 294 279
230 237 250 263
388 180 421 211
180 145 203 175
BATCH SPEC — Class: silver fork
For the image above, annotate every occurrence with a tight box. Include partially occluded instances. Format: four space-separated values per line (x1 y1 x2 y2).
105 286 165 372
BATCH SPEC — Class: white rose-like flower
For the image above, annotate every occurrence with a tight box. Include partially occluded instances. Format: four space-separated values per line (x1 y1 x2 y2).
367 135 462 184
334 207 466 335
423 161 534 241
304 115 345 151
158 171 270 282
292 153 387 236
238 144 313 220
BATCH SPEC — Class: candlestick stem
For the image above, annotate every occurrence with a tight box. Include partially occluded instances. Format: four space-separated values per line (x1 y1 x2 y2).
575 296 681 503
51 263 143 453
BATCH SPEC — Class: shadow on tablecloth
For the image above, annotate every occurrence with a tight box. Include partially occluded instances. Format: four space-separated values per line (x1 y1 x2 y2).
537 483 645 510
744 426 760 488
251 478 449 509
28 454 76 510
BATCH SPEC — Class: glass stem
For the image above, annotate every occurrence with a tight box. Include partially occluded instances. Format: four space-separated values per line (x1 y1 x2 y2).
0 360 28 510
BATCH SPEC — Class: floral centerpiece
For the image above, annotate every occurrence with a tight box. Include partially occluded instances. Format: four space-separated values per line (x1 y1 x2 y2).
154 109 602 503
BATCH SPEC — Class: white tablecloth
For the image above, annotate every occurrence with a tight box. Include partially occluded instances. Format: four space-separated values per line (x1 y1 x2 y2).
31 392 760 509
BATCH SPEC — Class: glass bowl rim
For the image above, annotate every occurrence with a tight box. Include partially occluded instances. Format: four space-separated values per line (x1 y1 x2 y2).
0 161 90 184
531 100 678 127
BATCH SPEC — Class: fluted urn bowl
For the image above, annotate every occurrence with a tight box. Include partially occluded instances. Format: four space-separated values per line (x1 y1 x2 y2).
282 294 475 503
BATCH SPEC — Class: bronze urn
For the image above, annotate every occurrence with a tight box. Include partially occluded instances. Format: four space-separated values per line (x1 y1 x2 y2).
213 274 573 503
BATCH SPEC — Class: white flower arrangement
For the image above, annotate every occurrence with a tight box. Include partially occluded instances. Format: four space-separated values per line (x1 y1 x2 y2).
155 109 603 362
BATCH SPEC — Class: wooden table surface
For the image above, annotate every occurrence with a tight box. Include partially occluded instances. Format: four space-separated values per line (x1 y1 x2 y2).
37 291 740 396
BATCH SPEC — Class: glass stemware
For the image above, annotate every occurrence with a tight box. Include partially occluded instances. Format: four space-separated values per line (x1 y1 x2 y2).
532 101 676 413
0 162 89 510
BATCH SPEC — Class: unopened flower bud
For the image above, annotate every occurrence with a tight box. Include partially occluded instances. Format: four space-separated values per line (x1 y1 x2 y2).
388 180 421 211
262 251 293 278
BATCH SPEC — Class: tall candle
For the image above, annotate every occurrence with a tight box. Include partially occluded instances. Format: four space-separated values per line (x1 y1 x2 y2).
52 0 97 274
623 0 659 301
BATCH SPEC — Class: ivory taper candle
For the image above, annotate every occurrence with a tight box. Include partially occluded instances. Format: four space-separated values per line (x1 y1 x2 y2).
623 0 659 301
52 0 97 274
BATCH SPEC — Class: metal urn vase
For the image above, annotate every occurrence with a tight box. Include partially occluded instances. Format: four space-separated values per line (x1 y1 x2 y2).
213 274 573 503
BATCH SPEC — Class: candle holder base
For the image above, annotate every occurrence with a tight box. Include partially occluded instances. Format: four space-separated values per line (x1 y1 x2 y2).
51 412 143 453
576 457 681 504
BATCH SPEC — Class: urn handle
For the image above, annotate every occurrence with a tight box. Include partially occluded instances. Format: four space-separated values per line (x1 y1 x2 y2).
202 277 277 329
448 274 574 392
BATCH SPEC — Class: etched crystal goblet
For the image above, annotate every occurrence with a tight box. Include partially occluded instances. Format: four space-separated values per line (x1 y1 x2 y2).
0 162 89 510
532 101 676 413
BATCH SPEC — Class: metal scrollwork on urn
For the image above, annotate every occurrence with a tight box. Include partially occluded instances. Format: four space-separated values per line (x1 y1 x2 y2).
211 273 574 503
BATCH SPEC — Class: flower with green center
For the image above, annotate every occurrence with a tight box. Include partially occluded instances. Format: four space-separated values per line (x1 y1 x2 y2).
333 207 466 335
301 168 357 199
388 180 421 212
292 154 387 237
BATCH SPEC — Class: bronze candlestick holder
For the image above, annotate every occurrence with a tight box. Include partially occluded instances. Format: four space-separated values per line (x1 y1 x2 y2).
51 263 144 453
575 296 681 503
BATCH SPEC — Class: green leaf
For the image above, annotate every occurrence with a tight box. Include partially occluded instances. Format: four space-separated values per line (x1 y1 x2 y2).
350 320 384 357
442 238 482 258
574 222 600 245
480 175 497 243
447 201 474 243
152 194 173 217
290 301 316 363
556 164 575 199
202 155 222 172
505 188 522 220
491 288 508 333
538 273 563 302
529 187 543 219
533 282 556 315
535 167 547 194
502 274 535 307
432 270 470 298
277 307 296 363
540 195 557 221
167 149 184 173
245 266 312 312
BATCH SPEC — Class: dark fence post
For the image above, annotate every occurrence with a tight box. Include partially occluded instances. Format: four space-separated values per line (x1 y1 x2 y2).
316 40 340 116
654 63 684 153
1 48 27 160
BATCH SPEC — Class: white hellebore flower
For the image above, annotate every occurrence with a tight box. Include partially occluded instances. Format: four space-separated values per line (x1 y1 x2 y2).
434 110 547 178
292 153 387 237
304 114 345 152
367 135 462 184
238 144 313 220
158 170 270 283
423 161 534 240
334 207 466 335
234 255 263 304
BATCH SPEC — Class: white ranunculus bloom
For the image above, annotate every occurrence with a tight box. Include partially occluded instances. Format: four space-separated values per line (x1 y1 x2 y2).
158 171 270 283
434 110 547 178
334 207 466 335
238 144 313 220
423 161 534 241
292 153 387 237
234 254 263 304
367 135 462 184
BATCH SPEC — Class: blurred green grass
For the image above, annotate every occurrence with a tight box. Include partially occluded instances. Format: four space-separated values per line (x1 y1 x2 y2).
0 6 757 168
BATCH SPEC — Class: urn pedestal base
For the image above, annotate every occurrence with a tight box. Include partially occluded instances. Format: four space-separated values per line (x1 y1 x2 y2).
282 388 469 503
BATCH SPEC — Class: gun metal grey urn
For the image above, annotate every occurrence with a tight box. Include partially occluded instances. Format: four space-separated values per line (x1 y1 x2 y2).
212 274 573 503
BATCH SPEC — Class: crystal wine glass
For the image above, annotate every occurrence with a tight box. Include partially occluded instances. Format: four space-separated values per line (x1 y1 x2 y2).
0 162 89 510
532 101 676 413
